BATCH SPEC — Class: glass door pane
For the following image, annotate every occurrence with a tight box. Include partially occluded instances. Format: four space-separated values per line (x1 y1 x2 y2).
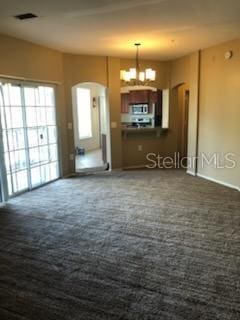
0 82 60 198
0 83 29 195
24 85 59 188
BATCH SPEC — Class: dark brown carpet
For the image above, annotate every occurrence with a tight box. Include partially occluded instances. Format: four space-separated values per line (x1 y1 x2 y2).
0 170 239 320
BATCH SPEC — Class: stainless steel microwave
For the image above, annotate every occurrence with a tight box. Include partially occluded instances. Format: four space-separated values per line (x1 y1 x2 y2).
131 104 148 115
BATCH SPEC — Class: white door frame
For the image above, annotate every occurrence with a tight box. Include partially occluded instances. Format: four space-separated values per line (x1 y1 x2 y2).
0 85 8 202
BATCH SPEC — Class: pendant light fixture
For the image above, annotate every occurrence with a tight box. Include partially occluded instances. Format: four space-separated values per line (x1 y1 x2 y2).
120 43 156 85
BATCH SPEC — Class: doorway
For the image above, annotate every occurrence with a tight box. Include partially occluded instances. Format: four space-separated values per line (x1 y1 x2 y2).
0 81 60 198
172 83 190 168
72 82 111 173
174 83 189 160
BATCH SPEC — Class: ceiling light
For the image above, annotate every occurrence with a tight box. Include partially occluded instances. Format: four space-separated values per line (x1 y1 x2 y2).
120 43 156 85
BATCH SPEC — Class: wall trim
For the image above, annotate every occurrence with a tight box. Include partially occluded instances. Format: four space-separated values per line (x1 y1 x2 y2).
197 173 240 192
110 168 123 172
122 164 147 170
0 74 61 85
187 170 196 176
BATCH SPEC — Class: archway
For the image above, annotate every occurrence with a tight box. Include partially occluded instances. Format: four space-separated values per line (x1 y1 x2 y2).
172 83 190 162
72 82 111 173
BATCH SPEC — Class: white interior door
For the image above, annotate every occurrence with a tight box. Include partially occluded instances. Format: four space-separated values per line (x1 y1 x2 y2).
0 81 60 197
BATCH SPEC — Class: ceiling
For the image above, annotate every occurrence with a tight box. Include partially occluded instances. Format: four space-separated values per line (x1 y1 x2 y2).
0 0 240 60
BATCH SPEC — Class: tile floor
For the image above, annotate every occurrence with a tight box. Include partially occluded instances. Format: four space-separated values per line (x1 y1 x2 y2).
75 148 104 171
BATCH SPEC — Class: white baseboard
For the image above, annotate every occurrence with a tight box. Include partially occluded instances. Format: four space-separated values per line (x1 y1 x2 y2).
187 170 196 176
197 173 240 192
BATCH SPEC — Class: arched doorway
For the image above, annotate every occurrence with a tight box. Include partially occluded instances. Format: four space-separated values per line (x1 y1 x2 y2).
172 83 190 163
72 82 111 173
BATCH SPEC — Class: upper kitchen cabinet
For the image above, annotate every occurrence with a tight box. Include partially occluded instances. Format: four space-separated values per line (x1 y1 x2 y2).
129 89 150 104
121 93 130 113
149 91 158 104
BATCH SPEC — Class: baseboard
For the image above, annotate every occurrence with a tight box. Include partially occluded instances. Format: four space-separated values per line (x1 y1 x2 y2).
122 164 147 170
110 168 123 172
187 170 196 176
64 168 239 192
197 173 240 192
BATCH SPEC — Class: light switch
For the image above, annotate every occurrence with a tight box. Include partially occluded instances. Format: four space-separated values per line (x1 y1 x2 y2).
111 122 117 129
68 122 73 130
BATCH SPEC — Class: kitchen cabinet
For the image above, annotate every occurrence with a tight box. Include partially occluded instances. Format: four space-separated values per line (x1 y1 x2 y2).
155 90 162 116
129 90 149 104
121 93 130 113
149 91 158 104
148 91 158 113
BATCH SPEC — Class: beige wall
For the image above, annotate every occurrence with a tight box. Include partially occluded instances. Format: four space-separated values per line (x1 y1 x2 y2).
170 39 240 190
198 39 240 190
0 34 63 81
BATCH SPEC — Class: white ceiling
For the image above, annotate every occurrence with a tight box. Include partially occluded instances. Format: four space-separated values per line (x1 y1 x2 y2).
0 0 240 60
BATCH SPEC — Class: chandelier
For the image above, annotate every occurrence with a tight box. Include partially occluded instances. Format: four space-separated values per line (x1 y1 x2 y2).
120 43 156 85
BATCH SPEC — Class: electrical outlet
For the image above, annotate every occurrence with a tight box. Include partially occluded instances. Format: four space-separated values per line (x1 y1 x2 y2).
69 154 74 161
138 145 142 152
67 122 73 130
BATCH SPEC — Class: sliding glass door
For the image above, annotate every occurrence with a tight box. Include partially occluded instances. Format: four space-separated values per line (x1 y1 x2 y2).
24 85 59 189
0 81 60 198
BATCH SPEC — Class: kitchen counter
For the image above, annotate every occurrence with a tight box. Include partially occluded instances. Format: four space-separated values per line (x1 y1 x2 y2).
122 126 168 139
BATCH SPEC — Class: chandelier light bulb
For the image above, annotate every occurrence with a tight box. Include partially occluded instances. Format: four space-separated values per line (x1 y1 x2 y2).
129 68 137 80
139 71 145 82
124 71 131 82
